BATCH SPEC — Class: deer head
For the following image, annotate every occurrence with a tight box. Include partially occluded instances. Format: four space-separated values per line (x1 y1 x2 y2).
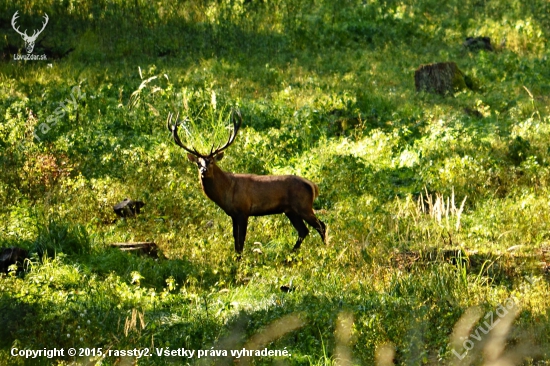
11 11 49 54
167 109 242 179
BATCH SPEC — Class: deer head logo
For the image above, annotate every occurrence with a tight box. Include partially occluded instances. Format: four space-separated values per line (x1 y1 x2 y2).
11 11 49 54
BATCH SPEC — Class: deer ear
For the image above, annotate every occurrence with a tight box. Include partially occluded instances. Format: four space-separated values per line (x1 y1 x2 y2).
187 153 198 163
214 152 224 161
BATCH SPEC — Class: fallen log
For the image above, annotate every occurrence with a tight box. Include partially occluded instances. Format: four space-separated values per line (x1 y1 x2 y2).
110 242 161 258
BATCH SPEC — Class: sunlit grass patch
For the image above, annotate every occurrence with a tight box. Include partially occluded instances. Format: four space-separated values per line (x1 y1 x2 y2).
1 0 550 364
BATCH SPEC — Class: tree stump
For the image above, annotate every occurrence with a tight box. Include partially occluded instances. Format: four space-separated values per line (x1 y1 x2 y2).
463 37 493 52
113 198 145 218
414 62 468 95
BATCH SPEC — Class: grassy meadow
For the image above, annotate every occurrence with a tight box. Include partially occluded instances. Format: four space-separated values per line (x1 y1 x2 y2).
1 0 549 364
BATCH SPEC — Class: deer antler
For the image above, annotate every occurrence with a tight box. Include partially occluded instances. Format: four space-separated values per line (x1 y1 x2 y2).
11 11 28 38
29 13 49 41
210 109 242 157
167 112 206 157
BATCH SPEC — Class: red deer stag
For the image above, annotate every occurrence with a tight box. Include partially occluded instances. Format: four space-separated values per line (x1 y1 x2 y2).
167 110 326 255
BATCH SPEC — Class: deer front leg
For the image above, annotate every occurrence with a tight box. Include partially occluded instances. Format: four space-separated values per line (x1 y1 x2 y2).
231 214 248 254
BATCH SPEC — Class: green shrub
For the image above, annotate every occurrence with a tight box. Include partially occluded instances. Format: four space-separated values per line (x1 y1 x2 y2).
32 218 91 257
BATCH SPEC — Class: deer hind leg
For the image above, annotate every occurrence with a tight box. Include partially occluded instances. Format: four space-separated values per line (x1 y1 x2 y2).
232 215 248 254
285 212 310 251
303 212 326 244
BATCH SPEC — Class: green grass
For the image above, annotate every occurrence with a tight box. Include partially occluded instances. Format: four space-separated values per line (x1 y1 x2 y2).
1 0 550 365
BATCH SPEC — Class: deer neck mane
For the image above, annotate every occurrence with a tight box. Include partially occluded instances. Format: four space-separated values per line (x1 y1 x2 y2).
200 163 233 206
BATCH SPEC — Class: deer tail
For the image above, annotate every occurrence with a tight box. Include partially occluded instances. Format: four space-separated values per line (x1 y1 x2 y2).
311 182 320 200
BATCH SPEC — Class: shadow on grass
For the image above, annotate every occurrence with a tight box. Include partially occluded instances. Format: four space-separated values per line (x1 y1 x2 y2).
1 240 548 364
391 247 550 288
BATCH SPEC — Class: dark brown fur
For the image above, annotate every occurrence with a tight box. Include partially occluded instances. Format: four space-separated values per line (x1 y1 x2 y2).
189 153 326 254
